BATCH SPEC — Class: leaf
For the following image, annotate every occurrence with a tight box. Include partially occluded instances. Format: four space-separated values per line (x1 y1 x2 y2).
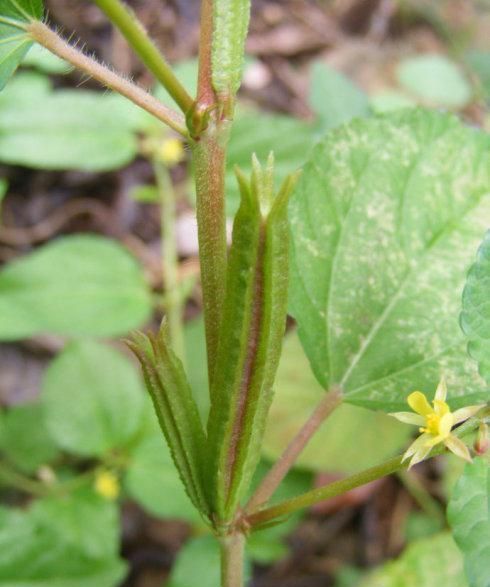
0 501 127 587
42 340 145 457
0 235 153 340
125 433 201 525
0 0 43 90
466 51 490 102
289 109 490 411
309 61 370 132
22 42 71 73
370 90 416 113
0 177 7 220
358 533 467 587
396 54 472 109
211 0 250 96
184 316 210 422
0 69 50 105
263 332 411 473
0 402 59 472
0 86 145 171
461 231 490 384
448 457 490 587
225 109 315 215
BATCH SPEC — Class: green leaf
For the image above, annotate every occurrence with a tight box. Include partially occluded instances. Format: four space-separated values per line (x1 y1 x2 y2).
22 42 71 73
461 231 490 384
309 61 370 132
0 69 50 105
290 109 490 411
0 402 59 472
0 177 7 220
42 340 145 457
0 87 144 171
466 52 490 102
225 109 315 215
211 0 250 96
263 332 410 473
125 433 201 525
0 500 127 587
0 0 43 90
0 235 153 340
448 457 490 587
184 316 210 422
370 90 416 113
127 326 210 518
396 54 472 109
358 533 467 587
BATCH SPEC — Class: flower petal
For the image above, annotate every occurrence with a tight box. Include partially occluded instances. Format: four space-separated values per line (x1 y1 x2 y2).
407 391 433 416
439 412 454 437
452 405 485 424
402 433 432 461
434 377 447 402
424 434 445 448
445 435 472 462
389 412 425 426
408 445 432 468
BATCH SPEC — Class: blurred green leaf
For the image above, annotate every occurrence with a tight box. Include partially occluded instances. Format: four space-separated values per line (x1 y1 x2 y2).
0 500 127 587
0 235 153 340
0 70 50 105
263 332 410 473
125 433 201 525
289 110 490 411
370 91 416 113
448 457 490 587
404 511 444 542
359 533 467 587
0 0 43 90
466 51 490 101
0 177 7 220
42 340 145 457
0 403 59 472
396 54 472 109
461 231 490 384
309 61 369 132
154 59 198 112
22 43 71 73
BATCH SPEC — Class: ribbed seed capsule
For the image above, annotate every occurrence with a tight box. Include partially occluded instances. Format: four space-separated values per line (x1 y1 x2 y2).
206 155 300 525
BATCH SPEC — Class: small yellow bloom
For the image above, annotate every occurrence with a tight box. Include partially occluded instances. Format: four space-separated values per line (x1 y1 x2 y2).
390 378 484 468
158 137 185 166
94 470 120 500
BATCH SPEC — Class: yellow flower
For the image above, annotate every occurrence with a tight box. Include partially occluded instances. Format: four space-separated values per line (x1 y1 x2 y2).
94 470 120 500
158 137 185 166
390 378 484 468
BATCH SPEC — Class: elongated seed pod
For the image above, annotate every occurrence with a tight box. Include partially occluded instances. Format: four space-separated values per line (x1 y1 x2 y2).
206 156 300 526
127 325 210 518
212 0 251 98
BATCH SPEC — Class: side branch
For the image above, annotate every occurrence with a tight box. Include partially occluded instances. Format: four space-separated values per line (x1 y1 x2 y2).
245 386 343 512
27 21 188 137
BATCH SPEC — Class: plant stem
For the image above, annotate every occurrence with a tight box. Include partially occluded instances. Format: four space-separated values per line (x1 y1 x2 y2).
220 532 246 587
93 0 193 114
245 386 343 512
0 461 51 496
397 469 446 524
196 0 216 109
192 128 229 386
26 21 187 136
154 159 185 362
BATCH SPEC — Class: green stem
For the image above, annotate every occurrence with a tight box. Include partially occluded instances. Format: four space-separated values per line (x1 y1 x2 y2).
154 158 185 362
397 469 446 524
0 461 51 496
93 0 193 114
220 532 245 587
196 0 216 109
192 127 229 387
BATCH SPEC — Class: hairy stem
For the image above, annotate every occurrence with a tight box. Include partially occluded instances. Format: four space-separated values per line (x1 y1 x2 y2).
154 159 185 362
93 0 193 113
220 532 245 587
196 0 216 109
27 21 187 136
192 128 229 386
245 386 343 512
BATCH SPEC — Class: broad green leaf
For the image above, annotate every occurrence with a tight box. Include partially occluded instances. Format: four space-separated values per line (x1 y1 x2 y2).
0 0 43 90
309 61 369 132
290 110 490 411
448 457 490 587
466 51 490 102
0 70 50 105
30 486 120 560
125 433 201 525
397 54 472 109
211 0 250 96
0 503 127 587
263 332 410 473
370 90 416 113
0 403 59 472
42 340 145 457
461 232 490 384
225 110 315 215
359 533 467 587
22 42 71 73
0 87 144 171
0 235 152 340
